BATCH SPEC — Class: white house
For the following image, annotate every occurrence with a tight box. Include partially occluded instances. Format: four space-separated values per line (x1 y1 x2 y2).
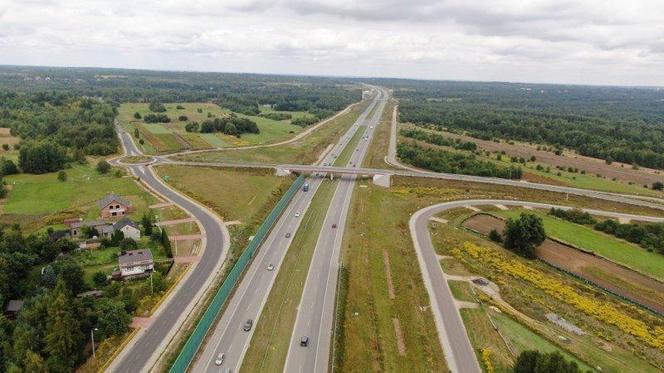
114 218 141 240
118 249 153 278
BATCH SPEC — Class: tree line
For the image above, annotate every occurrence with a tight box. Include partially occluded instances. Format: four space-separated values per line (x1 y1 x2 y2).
397 142 522 179
400 128 477 151
399 99 664 170
192 115 260 136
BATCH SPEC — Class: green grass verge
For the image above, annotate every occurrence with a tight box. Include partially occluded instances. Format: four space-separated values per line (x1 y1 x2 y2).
448 280 476 302
494 209 664 280
241 179 338 372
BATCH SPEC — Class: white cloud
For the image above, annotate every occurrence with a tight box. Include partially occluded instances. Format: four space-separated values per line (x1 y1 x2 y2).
0 0 663 85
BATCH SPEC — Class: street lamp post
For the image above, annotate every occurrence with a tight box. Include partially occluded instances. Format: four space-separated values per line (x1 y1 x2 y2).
91 327 99 359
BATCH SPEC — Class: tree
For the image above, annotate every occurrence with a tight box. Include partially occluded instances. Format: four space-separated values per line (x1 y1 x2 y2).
52 260 86 294
92 271 107 287
161 228 172 258
503 213 546 259
95 299 131 338
148 101 166 113
1 144 8 151
18 141 67 174
652 181 664 191
133 112 141 119
57 170 67 182
178 115 188 122
488 229 502 243
96 160 111 174
133 128 140 138
23 349 49 373
513 350 580 373
0 158 18 175
141 212 154 236
45 280 83 372
41 265 57 288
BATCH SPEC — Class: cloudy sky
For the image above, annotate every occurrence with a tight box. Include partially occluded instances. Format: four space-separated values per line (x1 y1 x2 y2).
1 0 663 86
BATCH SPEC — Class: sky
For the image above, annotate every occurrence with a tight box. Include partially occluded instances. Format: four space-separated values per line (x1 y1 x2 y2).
1 0 663 86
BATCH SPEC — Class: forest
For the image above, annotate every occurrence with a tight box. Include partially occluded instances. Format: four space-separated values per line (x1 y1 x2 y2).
397 142 522 179
385 79 664 169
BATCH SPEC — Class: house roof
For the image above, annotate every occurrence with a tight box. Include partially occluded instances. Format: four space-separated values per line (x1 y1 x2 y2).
5 300 24 312
69 220 107 229
118 249 153 267
113 218 139 231
97 194 132 209
97 224 115 235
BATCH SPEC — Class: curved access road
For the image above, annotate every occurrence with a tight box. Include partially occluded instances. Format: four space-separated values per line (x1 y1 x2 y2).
410 199 664 373
108 127 231 372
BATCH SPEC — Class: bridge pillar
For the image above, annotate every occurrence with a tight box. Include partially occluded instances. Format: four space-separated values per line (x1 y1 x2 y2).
372 174 391 188
276 167 291 177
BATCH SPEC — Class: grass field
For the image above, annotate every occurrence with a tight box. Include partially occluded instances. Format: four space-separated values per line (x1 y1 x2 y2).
448 280 476 302
177 100 370 165
118 103 308 153
494 209 664 280
155 165 291 224
0 163 154 232
241 180 337 372
461 306 593 372
362 99 396 169
335 184 447 372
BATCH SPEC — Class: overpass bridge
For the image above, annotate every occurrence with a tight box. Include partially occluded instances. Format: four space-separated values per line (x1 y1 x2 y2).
275 164 393 186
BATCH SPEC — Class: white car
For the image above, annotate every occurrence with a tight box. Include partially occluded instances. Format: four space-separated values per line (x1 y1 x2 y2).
267 264 274 271
295 212 300 217
215 352 225 366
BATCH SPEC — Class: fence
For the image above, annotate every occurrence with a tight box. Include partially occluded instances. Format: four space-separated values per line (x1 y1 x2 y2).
169 175 305 372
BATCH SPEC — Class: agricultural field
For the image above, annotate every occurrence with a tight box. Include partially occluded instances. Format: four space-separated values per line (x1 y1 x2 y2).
0 162 154 232
118 102 311 154
176 99 370 165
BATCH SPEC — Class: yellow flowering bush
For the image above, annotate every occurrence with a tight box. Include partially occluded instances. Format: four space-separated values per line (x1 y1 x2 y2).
482 348 494 373
455 242 664 351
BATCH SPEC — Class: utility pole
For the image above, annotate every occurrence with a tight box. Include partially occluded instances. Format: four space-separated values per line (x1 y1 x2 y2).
91 327 99 359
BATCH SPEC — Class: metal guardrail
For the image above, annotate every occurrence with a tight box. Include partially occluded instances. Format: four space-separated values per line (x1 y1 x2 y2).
169 175 306 372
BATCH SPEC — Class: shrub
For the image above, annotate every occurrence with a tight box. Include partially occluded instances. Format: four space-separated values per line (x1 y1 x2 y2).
96 160 111 174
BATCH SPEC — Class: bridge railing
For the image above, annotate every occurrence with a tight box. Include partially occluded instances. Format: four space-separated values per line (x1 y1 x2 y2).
169 175 305 372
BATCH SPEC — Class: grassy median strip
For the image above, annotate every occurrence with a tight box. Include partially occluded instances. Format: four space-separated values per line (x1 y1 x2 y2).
335 184 448 372
241 179 338 372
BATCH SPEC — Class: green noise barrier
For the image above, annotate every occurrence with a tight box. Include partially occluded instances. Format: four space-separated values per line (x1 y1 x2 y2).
170 175 305 372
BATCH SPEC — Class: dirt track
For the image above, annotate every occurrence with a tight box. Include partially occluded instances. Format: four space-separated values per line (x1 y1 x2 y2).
462 213 664 313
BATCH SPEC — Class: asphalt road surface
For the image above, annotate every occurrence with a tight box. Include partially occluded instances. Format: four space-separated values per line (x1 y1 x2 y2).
192 89 382 373
283 88 389 373
108 128 230 372
409 199 664 373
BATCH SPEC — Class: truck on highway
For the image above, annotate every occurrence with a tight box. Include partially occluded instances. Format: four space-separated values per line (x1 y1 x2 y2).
303 183 310 192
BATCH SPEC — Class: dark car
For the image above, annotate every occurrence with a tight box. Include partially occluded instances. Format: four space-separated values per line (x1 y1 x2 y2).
300 336 309 347
285 232 291 238
243 319 253 332
332 224 337 229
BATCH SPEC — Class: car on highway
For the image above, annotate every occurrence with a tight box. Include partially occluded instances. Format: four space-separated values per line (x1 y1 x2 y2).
370 125 374 129
332 223 337 228
243 319 253 332
215 352 225 366
267 264 274 271
300 336 309 347
295 212 300 217
285 232 291 238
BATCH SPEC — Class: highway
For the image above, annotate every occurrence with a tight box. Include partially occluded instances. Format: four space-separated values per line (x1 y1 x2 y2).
191 89 382 372
409 199 664 373
108 127 231 372
283 88 389 373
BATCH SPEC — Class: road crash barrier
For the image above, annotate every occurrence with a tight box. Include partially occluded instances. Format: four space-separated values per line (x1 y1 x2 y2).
169 175 305 372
